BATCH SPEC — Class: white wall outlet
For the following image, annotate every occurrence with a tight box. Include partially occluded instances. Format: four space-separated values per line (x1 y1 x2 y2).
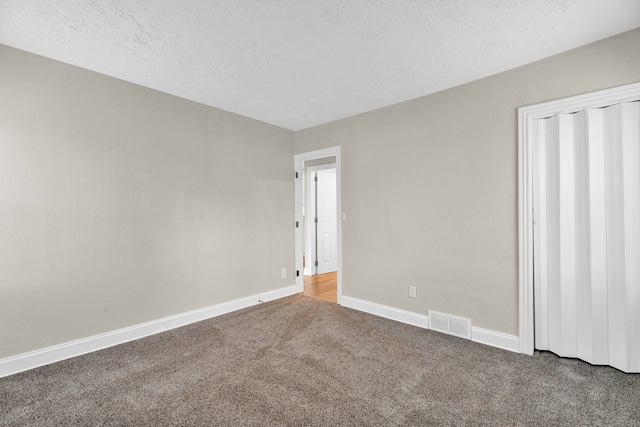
409 286 417 298
281 268 287 279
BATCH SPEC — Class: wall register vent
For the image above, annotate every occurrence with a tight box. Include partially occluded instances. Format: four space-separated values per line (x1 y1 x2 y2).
428 310 472 339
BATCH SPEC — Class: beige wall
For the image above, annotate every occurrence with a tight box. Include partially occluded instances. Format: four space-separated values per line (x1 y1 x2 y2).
294 29 640 335
0 45 294 359
304 156 336 168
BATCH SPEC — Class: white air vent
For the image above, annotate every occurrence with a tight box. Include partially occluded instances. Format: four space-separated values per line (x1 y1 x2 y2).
428 310 471 339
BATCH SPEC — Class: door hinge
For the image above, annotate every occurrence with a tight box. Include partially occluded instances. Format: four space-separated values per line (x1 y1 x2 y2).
315 261 318 267
314 218 318 223
314 176 318 182
295 171 299 178
296 270 300 277
295 221 299 228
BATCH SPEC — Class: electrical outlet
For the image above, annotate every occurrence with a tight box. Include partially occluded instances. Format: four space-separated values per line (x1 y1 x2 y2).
281 268 287 279
409 286 416 298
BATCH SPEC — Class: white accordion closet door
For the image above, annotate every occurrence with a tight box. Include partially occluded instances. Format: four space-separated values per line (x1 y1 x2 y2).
533 101 639 373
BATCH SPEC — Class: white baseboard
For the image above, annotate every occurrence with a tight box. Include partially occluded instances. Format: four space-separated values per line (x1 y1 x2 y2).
471 326 520 353
341 296 520 353
0 285 297 379
341 296 430 329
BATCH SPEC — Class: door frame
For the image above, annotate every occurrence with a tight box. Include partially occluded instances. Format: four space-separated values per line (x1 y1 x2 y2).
305 164 337 276
294 147 342 304
518 82 640 355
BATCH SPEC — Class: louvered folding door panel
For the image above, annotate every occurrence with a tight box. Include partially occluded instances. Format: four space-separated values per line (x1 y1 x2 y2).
534 101 639 373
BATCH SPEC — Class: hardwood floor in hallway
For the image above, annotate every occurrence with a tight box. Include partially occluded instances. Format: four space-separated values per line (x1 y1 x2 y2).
303 272 337 303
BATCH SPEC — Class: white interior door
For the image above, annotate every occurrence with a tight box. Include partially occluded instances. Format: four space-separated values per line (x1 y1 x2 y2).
316 169 337 274
533 101 640 373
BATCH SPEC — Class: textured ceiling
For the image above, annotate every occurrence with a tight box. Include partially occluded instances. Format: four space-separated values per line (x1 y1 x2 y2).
0 1 639 130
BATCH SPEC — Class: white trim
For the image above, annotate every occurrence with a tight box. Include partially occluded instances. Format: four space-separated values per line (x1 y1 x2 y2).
518 82 640 355
294 147 342 304
0 286 297 379
471 326 520 353
341 296 430 329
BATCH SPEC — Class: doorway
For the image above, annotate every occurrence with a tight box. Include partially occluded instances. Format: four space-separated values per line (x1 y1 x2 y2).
304 164 337 302
294 147 342 304
306 165 337 275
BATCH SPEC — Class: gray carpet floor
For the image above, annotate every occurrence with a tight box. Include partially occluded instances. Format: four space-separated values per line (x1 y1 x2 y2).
1 294 639 426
